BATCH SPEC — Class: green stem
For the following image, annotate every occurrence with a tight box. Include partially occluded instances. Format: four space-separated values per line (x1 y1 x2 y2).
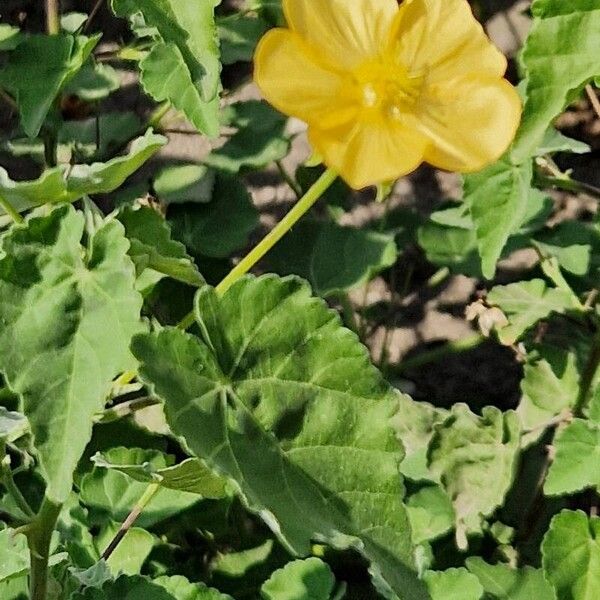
147 102 171 130
101 483 161 560
0 192 24 224
275 159 302 199
537 174 600 201
336 292 359 335
0 455 34 519
27 496 62 600
574 330 600 417
176 168 338 330
45 0 60 35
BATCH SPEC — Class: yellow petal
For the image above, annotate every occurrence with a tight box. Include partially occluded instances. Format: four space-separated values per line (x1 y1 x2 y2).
309 119 429 189
418 75 522 173
254 29 354 127
283 0 399 69
390 0 507 82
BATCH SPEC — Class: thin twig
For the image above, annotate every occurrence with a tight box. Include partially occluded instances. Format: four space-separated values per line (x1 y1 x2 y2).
1 455 35 519
275 160 302 199
83 0 106 32
586 84 600 120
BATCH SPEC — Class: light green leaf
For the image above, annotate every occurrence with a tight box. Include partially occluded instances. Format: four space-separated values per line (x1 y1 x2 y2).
168 173 258 259
406 486 454 545
464 159 533 280
537 128 591 155
513 0 600 162
72 574 175 599
545 420 600 496
0 25 22 51
132 275 431 600
0 529 29 584
466 558 556 600
80 447 202 527
0 33 99 137
424 568 483 600
213 540 273 578
97 523 154 576
60 12 88 33
267 220 397 297
117 205 205 287
154 574 233 599
0 206 143 503
0 408 29 444
260 558 335 600
542 510 600 600
392 396 447 482
204 101 290 172
487 280 576 345
63 60 120 101
91 446 227 498
154 163 215 204
428 405 521 549
114 0 221 136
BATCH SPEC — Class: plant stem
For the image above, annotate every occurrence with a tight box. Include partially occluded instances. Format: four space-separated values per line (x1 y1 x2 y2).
335 292 359 335
176 168 338 331
45 0 60 35
537 174 600 201
0 455 35 519
0 192 24 224
275 159 302 199
27 496 62 600
574 330 600 417
101 483 161 561
147 102 171 130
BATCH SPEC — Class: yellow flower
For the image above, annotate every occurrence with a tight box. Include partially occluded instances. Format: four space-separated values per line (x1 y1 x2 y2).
254 0 522 189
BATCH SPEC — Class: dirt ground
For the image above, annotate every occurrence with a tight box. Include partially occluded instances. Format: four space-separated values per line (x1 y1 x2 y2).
2 0 600 411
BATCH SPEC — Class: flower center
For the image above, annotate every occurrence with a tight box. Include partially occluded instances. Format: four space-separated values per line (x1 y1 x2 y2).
352 60 423 121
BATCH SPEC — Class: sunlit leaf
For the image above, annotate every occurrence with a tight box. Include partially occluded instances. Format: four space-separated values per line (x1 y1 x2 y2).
423 568 483 600
260 558 336 600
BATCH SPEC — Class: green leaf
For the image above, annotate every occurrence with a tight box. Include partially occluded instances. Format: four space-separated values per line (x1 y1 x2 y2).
218 14 269 64
0 206 143 503
154 575 233 599
204 101 290 172
63 60 120 101
487 280 577 345
0 407 29 444
512 0 600 162
117 205 205 287
153 164 215 205
260 558 335 600
466 558 556 600
60 12 88 33
168 174 258 259
392 396 448 482
537 128 591 155
96 523 154 576
267 220 397 297
464 159 533 280
72 574 175 599
114 0 221 136
213 540 274 578
542 510 600 600
428 405 521 549
0 25 22 51
423 568 483 600
0 529 29 584
132 275 431 600
91 446 227 498
406 486 454 545
545 420 600 496
80 447 202 527
0 33 99 137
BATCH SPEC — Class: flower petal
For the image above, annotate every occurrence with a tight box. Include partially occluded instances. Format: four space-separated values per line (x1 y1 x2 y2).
309 120 429 189
391 0 507 81
418 75 522 173
254 29 354 127
283 0 399 69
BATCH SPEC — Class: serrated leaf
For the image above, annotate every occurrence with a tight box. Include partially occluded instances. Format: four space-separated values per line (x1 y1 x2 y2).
464 159 533 280
0 407 29 444
153 163 215 204
91 446 227 498
0 206 143 503
80 447 202 527
406 486 455 545
154 574 233 599
204 101 290 172
544 420 600 496
114 0 221 136
260 557 335 600
132 275 431 600
392 396 447 483
168 173 258 259
513 1 600 162
267 220 397 297
487 280 576 345
466 558 556 600
428 405 521 549
423 568 483 600
542 510 600 600
0 33 98 137
117 205 205 287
